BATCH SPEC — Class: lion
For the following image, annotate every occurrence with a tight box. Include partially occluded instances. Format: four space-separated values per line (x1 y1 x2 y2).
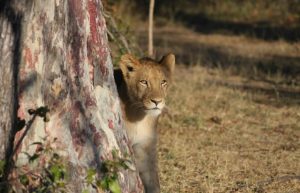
114 53 175 193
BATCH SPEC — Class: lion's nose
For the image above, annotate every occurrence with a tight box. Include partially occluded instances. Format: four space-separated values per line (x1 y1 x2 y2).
151 99 162 106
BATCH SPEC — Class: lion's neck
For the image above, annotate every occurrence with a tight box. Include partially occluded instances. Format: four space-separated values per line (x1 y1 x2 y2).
121 108 158 146
114 69 159 144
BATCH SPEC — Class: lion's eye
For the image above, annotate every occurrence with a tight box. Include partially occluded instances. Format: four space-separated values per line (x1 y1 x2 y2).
140 80 148 86
161 80 167 86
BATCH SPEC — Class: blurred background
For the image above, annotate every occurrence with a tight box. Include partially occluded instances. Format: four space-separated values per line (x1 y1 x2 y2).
104 1 300 192
105 0 300 77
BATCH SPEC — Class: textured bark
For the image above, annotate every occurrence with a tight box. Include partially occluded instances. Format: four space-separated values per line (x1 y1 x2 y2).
0 0 143 192
0 0 21 170
0 14 14 161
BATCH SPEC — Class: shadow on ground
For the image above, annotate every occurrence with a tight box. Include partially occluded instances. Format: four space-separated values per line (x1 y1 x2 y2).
138 31 300 80
176 12 300 42
136 27 300 107
207 79 300 107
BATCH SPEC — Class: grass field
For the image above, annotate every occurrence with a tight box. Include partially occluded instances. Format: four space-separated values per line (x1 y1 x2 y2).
158 66 300 193
107 1 300 191
136 26 300 193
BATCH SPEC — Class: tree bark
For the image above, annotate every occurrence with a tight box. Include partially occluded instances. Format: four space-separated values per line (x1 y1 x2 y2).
0 7 14 162
148 0 155 57
0 0 143 192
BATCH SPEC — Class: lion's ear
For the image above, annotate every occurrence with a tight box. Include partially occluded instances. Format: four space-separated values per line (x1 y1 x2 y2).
160 53 175 76
119 54 140 77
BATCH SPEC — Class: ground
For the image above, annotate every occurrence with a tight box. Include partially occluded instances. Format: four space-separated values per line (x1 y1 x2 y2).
136 25 300 193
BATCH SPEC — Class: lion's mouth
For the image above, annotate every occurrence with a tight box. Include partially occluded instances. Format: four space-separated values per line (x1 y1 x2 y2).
145 107 161 110
144 107 162 116
143 102 165 115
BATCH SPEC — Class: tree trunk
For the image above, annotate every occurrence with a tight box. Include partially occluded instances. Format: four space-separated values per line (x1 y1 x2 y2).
0 4 15 162
0 0 143 192
148 0 155 57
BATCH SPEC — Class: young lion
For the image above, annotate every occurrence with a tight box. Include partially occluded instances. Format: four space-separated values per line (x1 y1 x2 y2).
114 53 175 193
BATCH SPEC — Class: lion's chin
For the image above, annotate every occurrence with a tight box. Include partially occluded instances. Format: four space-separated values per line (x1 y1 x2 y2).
144 108 162 116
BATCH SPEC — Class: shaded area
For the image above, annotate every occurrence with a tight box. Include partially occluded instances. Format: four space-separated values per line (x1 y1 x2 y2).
176 12 300 42
0 1 23 191
206 79 300 107
137 31 300 81
136 26 300 107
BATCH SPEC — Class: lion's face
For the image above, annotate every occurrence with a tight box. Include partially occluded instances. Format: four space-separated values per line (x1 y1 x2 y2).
120 54 175 116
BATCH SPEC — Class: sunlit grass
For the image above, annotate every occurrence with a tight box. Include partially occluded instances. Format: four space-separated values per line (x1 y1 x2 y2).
158 66 300 193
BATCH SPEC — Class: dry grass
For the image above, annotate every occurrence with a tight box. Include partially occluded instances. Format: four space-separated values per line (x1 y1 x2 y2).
158 66 300 193
135 24 300 87
129 18 300 193
106 1 300 190
152 25 300 58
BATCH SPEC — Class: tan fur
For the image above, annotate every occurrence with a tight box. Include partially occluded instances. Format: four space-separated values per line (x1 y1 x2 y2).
114 53 175 193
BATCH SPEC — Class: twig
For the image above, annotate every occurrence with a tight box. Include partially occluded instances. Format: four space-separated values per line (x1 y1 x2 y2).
103 11 131 53
0 169 42 186
12 114 37 156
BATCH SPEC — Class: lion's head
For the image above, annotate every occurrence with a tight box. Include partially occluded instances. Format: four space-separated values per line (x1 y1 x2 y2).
119 53 175 116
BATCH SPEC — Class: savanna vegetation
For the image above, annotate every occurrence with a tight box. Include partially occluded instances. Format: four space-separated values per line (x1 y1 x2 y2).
0 0 299 192
104 0 300 192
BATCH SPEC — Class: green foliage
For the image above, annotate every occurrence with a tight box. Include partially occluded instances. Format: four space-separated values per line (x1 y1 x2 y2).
84 149 134 193
1 136 67 192
0 160 5 178
1 105 135 193
0 106 53 192
100 176 121 193
86 168 97 185
18 137 67 193
19 174 29 186
49 164 65 183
